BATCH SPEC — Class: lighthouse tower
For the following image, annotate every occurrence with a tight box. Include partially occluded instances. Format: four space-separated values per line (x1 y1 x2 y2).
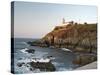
62 18 65 24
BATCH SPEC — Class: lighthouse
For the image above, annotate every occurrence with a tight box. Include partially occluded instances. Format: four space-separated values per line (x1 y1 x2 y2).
62 18 65 24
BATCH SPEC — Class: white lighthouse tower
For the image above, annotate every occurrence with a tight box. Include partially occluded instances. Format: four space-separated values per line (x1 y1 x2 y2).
62 18 65 24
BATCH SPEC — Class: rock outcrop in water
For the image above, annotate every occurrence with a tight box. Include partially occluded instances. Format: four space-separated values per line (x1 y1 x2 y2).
28 61 56 71
25 49 35 54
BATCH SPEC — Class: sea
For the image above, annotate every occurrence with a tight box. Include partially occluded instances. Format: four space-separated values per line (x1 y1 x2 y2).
11 38 78 74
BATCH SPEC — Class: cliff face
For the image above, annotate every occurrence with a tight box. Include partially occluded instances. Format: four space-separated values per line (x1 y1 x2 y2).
42 23 97 52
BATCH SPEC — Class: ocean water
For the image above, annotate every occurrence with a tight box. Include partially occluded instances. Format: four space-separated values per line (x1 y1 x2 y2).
11 38 78 74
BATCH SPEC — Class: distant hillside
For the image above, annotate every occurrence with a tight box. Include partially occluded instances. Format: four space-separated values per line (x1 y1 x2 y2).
42 23 97 53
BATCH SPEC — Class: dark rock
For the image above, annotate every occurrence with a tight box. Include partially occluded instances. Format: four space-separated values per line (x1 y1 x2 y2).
73 54 97 66
17 62 25 67
26 64 29 67
30 68 33 71
21 62 25 64
18 58 22 60
29 61 56 71
26 49 35 54
17 63 22 67
47 56 53 58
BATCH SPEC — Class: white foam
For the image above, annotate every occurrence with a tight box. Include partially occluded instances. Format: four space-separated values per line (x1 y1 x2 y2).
18 59 32 63
20 48 28 53
22 42 27 45
22 42 29 47
61 48 72 52
52 62 59 66
38 58 50 63
32 58 50 63
18 58 51 63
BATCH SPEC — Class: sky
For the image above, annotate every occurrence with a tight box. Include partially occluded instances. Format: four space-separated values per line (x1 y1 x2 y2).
13 1 97 38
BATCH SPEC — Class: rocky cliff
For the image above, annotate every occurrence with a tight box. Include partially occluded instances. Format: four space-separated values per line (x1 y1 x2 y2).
42 23 97 53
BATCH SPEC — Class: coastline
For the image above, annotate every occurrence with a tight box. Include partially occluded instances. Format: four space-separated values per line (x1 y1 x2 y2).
27 41 97 68
12 37 97 73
